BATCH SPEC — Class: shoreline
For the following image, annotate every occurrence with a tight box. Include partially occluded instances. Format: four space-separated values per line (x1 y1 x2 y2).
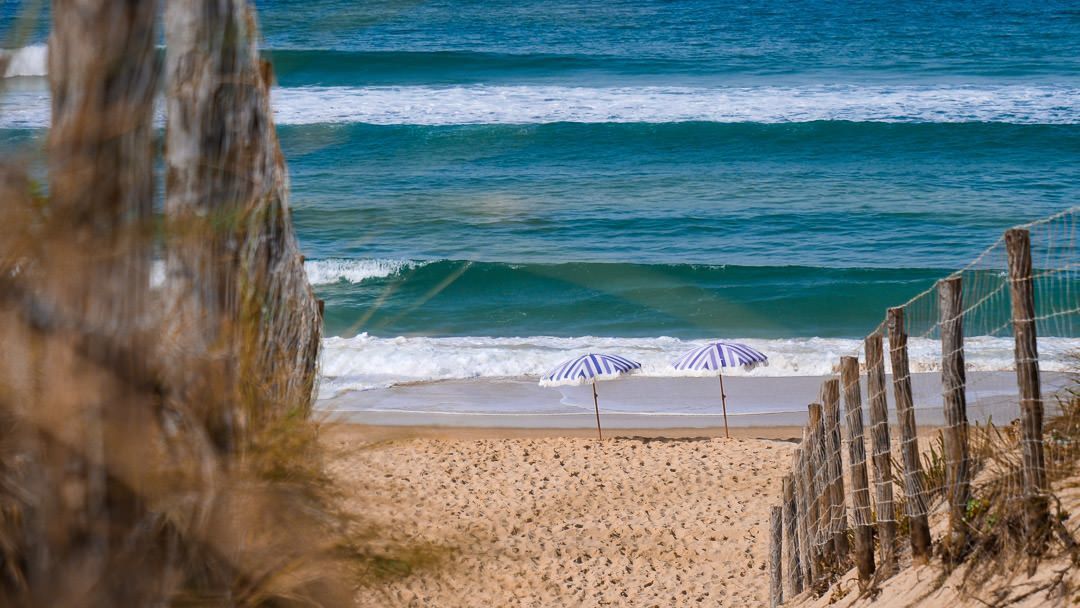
316 370 1073 429
320 422 807 442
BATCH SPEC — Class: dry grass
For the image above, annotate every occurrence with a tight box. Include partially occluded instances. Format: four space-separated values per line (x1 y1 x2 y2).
862 360 1080 606
955 358 1080 596
0 0 467 603
0 1 411 606
890 430 947 547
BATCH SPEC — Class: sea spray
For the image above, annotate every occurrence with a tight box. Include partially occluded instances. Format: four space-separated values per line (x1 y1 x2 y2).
0 44 47 78
268 84 1080 126
304 258 428 285
4 83 1080 128
316 333 1079 399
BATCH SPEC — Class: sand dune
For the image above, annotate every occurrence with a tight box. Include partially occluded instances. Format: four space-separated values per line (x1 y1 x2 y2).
324 425 798 607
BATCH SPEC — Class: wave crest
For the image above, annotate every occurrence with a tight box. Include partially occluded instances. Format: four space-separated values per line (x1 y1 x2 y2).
1 45 47 78
316 333 1079 399
304 258 422 285
269 84 1080 125
3 83 1078 128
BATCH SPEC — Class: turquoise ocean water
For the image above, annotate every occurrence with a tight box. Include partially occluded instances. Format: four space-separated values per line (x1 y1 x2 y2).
2 1 1078 407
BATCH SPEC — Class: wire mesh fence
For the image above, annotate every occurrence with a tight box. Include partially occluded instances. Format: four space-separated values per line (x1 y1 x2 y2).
772 206 1080 602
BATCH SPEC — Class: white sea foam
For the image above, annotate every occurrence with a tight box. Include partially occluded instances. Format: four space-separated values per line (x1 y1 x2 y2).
1 45 47 78
304 258 422 285
148 258 416 288
316 333 1080 399
150 260 165 288
3 83 1079 128
269 84 1080 125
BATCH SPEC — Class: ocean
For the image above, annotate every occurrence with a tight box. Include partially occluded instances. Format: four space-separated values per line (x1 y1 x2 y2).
2 1 1078 421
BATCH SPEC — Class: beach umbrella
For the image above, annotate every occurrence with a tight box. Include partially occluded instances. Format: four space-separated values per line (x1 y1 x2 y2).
671 341 768 439
539 353 642 440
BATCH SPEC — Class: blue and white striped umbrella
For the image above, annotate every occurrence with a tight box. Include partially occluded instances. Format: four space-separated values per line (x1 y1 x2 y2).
539 353 642 388
539 353 641 439
672 341 769 374
671 341 768 438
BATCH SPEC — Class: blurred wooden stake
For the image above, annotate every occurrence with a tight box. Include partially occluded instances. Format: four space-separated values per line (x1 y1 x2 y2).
164 0 322 453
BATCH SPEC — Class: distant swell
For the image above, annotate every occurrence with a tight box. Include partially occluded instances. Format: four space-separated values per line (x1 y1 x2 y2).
266 49 683 87
309 259 1080 339
2 83 1078 128
268 84 1080 125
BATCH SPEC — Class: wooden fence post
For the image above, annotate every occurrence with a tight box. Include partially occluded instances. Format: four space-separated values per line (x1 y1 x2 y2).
865 333 897 577
1005 228 1050 551
886 307 932 563
793 444 813 585
783 474 803 595
35 0 158 600
938 276 971 560
164 0 324 450
840 356 875 584
770 505 783 607
820 378 849 563
808 402 835 572
798 432 821 584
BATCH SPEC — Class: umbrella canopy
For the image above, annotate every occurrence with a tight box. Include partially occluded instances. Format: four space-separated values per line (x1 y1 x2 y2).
539 353 641 387
539 353 641 439
672 341 768 374
671 341 768 438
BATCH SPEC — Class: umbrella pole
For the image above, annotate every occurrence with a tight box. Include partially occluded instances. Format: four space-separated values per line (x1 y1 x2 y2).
719 372 730 439
592 380 602 440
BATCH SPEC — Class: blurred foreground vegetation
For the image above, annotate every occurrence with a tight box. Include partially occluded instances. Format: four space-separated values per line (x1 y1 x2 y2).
0 1 353 605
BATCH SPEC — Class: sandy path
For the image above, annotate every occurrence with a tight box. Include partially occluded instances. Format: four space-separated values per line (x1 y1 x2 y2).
324 425 797 607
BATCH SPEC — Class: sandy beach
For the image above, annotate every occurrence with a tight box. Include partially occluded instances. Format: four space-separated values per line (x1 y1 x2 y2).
324 424 799 607
325 421 1080 608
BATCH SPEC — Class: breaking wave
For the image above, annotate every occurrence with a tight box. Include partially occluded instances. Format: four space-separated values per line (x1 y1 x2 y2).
316 333 1079 398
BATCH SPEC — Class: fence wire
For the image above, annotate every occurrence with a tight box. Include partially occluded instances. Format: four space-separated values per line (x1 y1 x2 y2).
780 206 1079 600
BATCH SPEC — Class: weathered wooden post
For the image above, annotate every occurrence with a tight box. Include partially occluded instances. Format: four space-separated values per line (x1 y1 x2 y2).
808 402 835 571
886 307 932 563
164 0 323 449
49 0 158 331
1005 228 1050 551
840 356 875 583
770 505 784 607
783 474 803 595
938 276 971 560
798 432 821 583
793 445 813 585
865 333 897 577
820 378 849 563
39 0 159 601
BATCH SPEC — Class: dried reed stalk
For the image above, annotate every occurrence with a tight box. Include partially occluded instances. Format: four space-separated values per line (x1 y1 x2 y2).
0 1 343 605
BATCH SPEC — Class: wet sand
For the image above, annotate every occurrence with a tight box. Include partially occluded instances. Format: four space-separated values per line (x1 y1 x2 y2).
318 371 1072 429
